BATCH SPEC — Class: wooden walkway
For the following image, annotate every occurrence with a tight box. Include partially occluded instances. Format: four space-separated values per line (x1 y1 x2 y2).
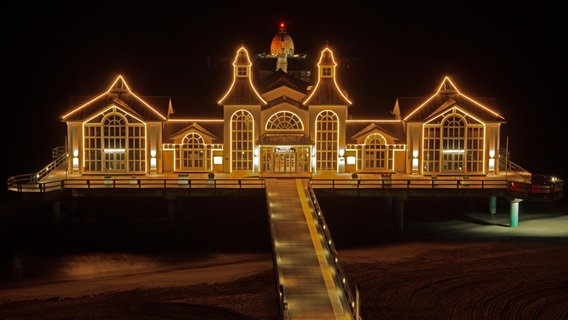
265 178 353 320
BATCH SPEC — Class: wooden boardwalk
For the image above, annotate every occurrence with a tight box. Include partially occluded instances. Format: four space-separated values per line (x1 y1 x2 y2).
266 178 353 320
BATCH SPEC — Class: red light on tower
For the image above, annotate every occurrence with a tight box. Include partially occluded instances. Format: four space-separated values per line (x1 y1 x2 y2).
280 22 285 29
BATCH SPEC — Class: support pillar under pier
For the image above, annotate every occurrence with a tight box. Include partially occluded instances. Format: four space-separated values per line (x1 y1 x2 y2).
52 200 61 228
489 196 497 215
394 197 405 232
509 198 523 228
384 196 393 214
166 197 177 228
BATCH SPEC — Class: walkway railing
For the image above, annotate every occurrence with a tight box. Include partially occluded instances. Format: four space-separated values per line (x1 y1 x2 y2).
308 182 361 319
8 177 265 193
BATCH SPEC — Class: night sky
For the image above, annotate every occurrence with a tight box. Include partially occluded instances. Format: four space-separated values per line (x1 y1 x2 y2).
3 1 567 192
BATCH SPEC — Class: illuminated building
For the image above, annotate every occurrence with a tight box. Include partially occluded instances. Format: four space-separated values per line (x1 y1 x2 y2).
60 23 505 178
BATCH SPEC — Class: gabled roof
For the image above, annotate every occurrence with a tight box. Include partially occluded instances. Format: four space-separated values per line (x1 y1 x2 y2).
399 77 505 123
163 119 224 143
217 47 266 106
346 120 406 144
303 48 352 106
61 75 171 122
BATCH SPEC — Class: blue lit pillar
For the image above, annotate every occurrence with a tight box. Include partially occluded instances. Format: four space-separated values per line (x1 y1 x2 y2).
488 196 497 215
509 198 523 228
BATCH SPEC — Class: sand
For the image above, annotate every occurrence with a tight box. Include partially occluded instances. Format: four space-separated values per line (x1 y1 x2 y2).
1 196 567 319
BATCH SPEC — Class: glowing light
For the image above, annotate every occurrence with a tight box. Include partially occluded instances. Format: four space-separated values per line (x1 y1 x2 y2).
61 75 167 121
489 149 495 158
213 156 223 165
103 148 126 153
442 149 464 154
150 149 156 158
403 76 504 121
73 149 79 157
346 156 356 165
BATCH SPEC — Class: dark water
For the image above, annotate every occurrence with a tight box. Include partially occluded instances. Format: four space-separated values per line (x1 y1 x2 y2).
0 193 272 285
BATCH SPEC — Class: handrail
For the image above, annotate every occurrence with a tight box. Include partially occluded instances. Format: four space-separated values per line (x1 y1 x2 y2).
307 182 359 319
6 174 563 202
7 177 266 193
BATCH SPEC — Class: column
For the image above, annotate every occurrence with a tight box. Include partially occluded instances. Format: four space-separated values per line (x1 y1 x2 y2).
509 198 523 228
488 196 497 215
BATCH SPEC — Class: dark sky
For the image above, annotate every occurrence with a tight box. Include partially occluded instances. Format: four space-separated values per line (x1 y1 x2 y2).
3 1 567 182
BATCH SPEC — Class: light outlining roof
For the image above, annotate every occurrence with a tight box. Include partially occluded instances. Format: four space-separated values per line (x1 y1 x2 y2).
346 119 402 123
303 47 352 105
217 47 267 105
403 76 504 121
425 106 486 126
83 105 146 124
167 118 224 123
61 75 167 121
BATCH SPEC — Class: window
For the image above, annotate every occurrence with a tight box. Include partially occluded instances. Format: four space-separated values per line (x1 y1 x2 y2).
266 111 303 131
316 110 338 171
231 110 254 171
237 67 247 77
363 133 387 170
180 133 205 170
83 107 145 173
322 67 332 77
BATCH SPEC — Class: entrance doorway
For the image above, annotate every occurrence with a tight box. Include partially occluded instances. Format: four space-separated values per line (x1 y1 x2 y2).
274 152 296 173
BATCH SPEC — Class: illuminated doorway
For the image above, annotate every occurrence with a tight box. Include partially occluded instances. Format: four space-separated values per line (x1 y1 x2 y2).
274 152 296 173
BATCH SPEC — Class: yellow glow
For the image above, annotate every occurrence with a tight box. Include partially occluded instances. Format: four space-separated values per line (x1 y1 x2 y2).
73 149 79 157
345 119 402 123
167 119 224 123
150 149 156 158
303 48 352 105
104 148 126 153
213 156 223 165
403 76 504 121
346 156 356 165
62 75 167 121
217 47 267 105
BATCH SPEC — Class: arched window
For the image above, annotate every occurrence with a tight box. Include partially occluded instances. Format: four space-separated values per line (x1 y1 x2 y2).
181 133 205 170
231 110 254 171
266 111 303 131
315 110 338 171
423 111 484 174
363 133 387 170
83 108 146 173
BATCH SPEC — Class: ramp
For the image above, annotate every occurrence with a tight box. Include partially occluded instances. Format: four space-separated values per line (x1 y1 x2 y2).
265 178 353 319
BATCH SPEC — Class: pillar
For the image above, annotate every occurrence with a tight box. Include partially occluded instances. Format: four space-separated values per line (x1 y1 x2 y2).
384 196 393 214
167 197 176 228
52 200 61 228
394 197 405 231
488 196 497 215
509 198 523 228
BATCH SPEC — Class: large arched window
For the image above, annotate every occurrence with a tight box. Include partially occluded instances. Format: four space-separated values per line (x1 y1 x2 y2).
266 111 303 131
363 133 387 170
315 110 338 171
181 133 205 170
231 110 254 171
83 107 146 173
423 110 483 174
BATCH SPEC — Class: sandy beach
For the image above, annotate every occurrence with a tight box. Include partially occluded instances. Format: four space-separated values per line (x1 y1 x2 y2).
1 195 567 319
